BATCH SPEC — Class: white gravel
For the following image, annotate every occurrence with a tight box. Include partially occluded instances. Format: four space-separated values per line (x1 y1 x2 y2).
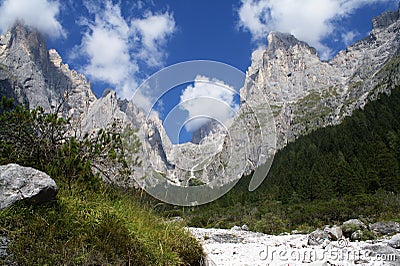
188 227 400 266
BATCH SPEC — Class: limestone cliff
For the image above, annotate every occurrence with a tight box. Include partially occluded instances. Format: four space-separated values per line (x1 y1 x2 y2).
1 5 400 188
242 5 400 149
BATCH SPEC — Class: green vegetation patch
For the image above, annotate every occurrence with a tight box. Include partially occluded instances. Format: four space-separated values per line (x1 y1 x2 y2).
1 185 203 265
162 84 400 235
0 97 203 265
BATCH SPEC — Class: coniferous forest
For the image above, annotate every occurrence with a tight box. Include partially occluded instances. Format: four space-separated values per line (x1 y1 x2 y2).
164 86 400 234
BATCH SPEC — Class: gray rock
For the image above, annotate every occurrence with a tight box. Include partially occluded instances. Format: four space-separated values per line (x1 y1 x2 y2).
388 234 400 249
307 229 330 246
351 230 364 241
342 219 367 237
0 236 9 259
0 23 96 123
343 219 368 228
241 224 249 231
324 225 343 241
372 4 400 29
369 221 400 236
241 4 400 153
211 233 244 244
191 119 226 144
362 244 400 265
0 163 58 210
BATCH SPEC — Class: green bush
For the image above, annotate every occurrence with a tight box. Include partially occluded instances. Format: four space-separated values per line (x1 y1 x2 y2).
252 213 288 235
0 97 204 265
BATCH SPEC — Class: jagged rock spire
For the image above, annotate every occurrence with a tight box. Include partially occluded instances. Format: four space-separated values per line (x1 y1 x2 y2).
266 32 317 56
372 3 400 29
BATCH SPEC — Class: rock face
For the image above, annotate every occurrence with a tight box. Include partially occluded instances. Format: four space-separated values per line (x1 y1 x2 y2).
1 5 400 189
242 5 400 149
0 163 58 209
0 23 96 123
369 221 400 235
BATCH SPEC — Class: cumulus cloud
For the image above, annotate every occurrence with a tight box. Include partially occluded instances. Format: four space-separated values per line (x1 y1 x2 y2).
179 75 239 132
76 1 137 98
238 0 396 59
132 12 176 67
73 0 175 99
0 0 64 38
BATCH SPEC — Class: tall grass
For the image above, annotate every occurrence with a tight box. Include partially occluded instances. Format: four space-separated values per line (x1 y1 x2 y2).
0 183 204 265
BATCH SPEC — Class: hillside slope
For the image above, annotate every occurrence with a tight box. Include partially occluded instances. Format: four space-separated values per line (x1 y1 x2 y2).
178 67 400 233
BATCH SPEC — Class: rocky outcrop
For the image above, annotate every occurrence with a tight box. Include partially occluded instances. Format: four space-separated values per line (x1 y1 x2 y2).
372 4 400 29
242 4 400 149
191 120 226 145
0 23 96 123
1 5 400 189
369 221 400 235
0 163 58 209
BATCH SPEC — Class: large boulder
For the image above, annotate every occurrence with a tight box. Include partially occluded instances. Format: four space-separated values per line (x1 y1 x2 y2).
324 225 343 241
369 222 400 236
308 229 330 246
388 234 400 249
0 163 58 210
362 245 400 263
341 219 367 237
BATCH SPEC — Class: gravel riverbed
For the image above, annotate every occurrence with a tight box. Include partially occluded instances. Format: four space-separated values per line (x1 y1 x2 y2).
188 227 400 266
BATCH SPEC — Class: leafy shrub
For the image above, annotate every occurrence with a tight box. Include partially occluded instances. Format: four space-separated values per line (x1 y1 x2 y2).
0 97 204 265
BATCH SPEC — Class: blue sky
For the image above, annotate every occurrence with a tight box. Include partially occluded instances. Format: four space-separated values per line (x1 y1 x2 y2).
0 0 398 142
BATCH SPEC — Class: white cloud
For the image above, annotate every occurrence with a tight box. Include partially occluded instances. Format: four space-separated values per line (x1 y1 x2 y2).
342 30 359 46
179 75 239 132
0 0 64 38
238 0 396 59
73 0 175 99
77 1 137 95
132 12 176 67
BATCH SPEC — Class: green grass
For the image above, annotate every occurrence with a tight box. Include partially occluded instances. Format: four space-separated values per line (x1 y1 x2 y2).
163 187 400 235
0 98 204 265
0 182 204 265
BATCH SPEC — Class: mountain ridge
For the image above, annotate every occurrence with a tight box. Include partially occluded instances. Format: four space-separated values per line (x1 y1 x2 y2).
243 4 400 149
1 5 400 189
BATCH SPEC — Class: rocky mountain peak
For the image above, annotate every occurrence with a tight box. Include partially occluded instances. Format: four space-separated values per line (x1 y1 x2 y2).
372 3 400 30
2 6 400 190
244 3 400 150
191 119 227 145
0 23 96 118
266 31 318 57
5 22 49 67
